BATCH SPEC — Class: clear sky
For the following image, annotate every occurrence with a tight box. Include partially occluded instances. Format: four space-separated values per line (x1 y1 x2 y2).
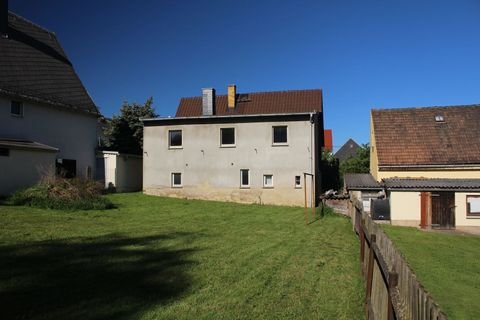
10 0 480 150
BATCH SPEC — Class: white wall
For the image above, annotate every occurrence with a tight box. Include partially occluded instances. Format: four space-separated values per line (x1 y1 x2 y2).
0 148 57 195
455 192 480 227
389 191 421 227
0 96 98 178
143 120 316 206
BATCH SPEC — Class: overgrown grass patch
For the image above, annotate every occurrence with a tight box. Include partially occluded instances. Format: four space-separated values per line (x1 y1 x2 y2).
383 225 480 319
9 175 114 210
0 193 364 319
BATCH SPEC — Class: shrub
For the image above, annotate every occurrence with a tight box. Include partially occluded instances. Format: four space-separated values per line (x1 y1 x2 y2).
11 174 114 210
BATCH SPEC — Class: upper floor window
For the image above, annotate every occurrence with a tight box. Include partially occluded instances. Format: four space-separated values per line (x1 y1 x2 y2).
467 195 480 217
273 126 288 145
11 101 23 117
169 130 182 148
220 128 235 147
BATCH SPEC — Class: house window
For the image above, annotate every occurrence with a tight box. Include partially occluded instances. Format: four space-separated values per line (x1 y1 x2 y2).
171 172 182 187
0 148 9 157
263 174 273 188
273 126 288 145
240 169 250 188
220 128 235 147
295 175 302 188
466 195 480 217
169 130 182 148
11 101 23 117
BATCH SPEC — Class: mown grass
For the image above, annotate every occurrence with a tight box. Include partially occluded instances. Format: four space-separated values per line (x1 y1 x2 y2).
0 193 364 319
383 225 480 319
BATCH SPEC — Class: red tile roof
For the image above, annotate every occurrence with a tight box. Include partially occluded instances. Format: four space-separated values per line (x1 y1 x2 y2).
175 89 322 117
371 105 480 167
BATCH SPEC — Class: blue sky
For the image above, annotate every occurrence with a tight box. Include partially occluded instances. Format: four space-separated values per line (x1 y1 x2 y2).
10 0 480 150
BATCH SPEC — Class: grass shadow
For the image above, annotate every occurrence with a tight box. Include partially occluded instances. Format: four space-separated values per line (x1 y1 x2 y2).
0 233 198 319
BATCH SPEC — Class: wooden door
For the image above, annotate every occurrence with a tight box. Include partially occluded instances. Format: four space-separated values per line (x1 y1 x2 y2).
431 192 455 229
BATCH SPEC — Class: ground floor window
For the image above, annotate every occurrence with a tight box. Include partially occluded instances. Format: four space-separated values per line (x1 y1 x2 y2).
240 169 250 188
295 175 301 188
467 195 480 217
56 159 76 178
263 174 273 188
0 148 9 157
171 172 182 187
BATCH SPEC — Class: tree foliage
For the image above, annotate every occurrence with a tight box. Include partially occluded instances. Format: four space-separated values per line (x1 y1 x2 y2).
339 143 370 176
321 150 340 192
103 97 157 155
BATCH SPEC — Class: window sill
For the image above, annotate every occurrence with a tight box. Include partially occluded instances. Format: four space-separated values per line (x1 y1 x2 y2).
467 215 480 219
220 145 236 148
272 143 288 147
263 186 274 189
171 185 183 188
295 186 302 189
11 114 23 118
169 146 183 150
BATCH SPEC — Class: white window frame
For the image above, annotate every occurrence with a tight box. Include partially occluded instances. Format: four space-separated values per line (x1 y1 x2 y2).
240 169 250 188
295 175 302 188
220 127 236 147
272 125 288 146
263 174 274 188
168 129 183 149
11 100 24 117
171 172 182 188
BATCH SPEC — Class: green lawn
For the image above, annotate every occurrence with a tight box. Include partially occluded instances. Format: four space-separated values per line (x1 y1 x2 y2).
383 225 480 319
0 193 364 320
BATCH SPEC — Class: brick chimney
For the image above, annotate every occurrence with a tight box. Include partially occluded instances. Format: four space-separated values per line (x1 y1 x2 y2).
0 0 7 38
202 88 215 116
227 84 236 109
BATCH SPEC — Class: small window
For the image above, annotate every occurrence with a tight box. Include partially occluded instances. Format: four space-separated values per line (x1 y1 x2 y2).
169 130 182 148
295 175 302 188
263 174 273 188
220 128 235 146
273 126 288 144
467 195 480 217
435 115 445 122
240 169 250 188
0 148 9 157
11 101 23 117
171 172 182 187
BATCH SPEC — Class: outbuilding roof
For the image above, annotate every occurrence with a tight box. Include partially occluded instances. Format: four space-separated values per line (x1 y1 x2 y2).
383 178 480 191
0 12 99 115
0 139 58 152
371 105 480 167
175 89 322 117
344 173 382 190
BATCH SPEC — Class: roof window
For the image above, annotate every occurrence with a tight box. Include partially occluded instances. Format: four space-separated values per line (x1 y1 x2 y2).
434 115 444 122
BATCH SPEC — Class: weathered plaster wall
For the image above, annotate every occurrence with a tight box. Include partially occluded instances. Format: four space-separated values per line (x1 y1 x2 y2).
143 120 316 206
0 96 98 178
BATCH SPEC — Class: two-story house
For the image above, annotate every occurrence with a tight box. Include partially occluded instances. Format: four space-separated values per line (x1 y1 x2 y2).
0 3 100 195
369 104 480 229
143 86 324 206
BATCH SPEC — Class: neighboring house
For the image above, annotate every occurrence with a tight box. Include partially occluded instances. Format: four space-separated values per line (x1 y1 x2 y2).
143 85 324 206
369 105 480 229
323 129 333 152
334 138 360 162
0 4 100 195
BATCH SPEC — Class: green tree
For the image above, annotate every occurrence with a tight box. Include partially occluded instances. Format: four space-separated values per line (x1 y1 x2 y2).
103 97 157 155
339 143 370 176
320 150 340 192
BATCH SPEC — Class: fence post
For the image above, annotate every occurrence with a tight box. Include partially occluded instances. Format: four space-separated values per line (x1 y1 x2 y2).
365 234 376 319
388 272 398 320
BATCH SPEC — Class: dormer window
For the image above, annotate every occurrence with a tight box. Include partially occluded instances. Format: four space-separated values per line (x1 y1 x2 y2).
435 115 444 122
11 101 23 117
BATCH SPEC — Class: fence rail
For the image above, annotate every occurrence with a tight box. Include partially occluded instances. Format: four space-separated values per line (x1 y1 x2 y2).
350 199 448 320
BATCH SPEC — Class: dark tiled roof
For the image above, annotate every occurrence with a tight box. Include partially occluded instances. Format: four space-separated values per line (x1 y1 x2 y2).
0 138 58 152
335 138 360 162
175 89 322 117
0 12 99 115
371 105 480 166
383 178 480 191
345 173 382 190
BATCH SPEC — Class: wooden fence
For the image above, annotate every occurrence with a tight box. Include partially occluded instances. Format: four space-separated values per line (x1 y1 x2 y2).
350 199 448 320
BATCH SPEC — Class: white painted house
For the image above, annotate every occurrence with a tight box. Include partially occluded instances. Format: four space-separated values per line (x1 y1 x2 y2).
143 86 324 207
0 5 100 195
